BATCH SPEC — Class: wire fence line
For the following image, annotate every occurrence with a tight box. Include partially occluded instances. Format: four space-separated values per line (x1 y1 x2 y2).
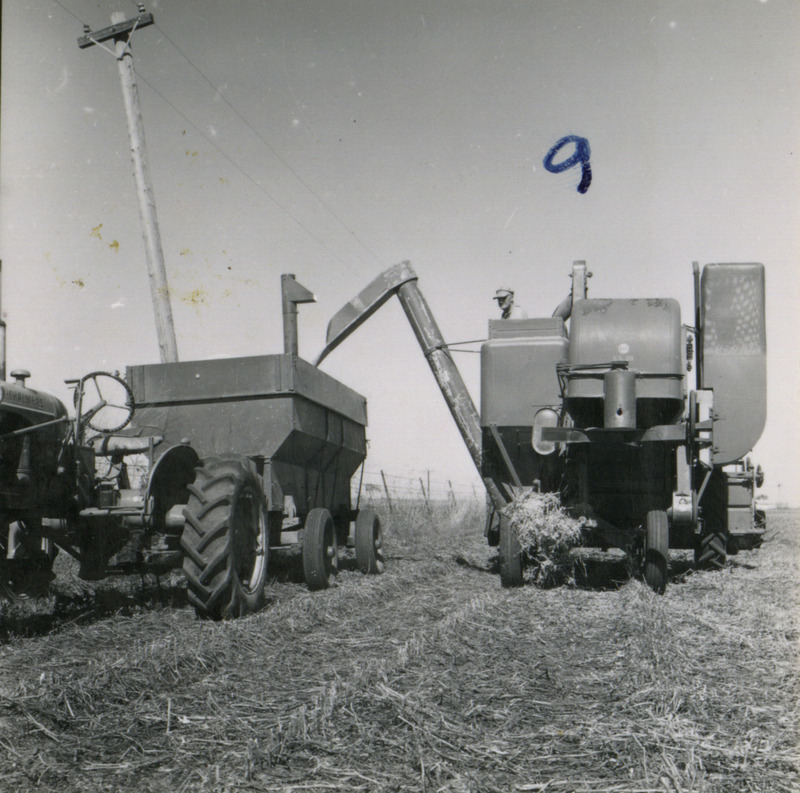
354 468 484 513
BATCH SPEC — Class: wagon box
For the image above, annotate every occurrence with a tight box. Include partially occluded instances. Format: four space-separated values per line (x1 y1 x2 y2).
127 354 368 523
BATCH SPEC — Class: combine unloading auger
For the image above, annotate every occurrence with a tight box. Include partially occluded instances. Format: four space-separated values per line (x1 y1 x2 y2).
316 261 509 517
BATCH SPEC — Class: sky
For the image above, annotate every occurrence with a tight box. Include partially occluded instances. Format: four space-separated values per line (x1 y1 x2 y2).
2 0 799 505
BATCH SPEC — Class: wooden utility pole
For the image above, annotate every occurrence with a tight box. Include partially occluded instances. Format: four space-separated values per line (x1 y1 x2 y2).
79 9 179 363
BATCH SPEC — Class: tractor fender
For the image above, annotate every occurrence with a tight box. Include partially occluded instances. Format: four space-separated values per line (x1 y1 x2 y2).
145 443 200 532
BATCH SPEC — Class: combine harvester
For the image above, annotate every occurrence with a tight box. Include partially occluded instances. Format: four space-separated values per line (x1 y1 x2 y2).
316 260 767 592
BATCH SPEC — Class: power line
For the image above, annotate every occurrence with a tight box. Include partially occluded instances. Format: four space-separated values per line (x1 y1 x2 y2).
131 70 362 276
152 21 383 270
47 0 85 25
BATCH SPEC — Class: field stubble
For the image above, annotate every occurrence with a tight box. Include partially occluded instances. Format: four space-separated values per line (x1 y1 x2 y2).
0 502 797 793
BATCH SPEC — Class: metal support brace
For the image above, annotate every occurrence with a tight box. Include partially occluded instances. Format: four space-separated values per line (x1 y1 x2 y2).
488 424 523 489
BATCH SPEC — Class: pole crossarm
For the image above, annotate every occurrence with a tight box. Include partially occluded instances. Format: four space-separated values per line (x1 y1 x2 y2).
78 13 154 49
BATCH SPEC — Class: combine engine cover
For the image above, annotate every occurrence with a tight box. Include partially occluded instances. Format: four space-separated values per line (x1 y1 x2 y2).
566 298 685 430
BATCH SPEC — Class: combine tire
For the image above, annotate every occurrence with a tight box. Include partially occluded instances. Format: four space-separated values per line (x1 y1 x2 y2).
303 508 338 590
355 509 385 574
499 514 523 588
695 532 727 570
695 467 728 570
643 509 669 594
181 458 269 620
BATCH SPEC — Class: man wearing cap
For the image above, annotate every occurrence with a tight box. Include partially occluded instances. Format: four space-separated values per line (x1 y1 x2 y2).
494 288 527 319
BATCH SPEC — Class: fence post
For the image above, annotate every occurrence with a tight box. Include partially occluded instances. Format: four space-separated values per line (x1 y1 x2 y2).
380 470 394 514
419 477 432 517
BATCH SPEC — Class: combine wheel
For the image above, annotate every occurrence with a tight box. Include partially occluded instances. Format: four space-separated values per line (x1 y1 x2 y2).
643 509 669 594
695 532 727 570
355 509 385 574
499 513 523 588
695 468 728 570
303 508 338 590
181 458 269 620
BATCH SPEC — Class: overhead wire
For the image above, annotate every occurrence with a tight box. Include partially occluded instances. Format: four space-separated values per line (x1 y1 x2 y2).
132 71 362 275
47 0 85 25
48 0 376 277
151 20 383 269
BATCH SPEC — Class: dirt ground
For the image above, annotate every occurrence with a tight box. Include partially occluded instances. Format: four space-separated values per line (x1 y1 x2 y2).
0 507 797 793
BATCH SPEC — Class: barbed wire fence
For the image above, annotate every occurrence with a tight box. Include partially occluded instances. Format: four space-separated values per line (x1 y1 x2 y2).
353 468 484 515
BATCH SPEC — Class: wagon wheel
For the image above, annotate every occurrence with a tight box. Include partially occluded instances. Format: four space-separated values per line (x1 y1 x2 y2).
303 508 338 590
75 371 135 434
499 513 524 587
355 508 385 574
181 458 269 619
0 521 56 603
643 509 669 594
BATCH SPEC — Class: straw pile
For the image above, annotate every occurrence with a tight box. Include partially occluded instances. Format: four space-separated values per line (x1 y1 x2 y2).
504 490 585 586
0 504 797 792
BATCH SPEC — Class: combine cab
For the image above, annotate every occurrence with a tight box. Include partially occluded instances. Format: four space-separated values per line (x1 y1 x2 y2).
318 260 767 592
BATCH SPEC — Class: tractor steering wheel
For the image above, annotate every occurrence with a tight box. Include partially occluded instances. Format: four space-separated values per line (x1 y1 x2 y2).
74 371 135 434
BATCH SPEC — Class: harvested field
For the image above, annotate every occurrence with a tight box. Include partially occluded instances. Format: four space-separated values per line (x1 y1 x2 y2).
0 505 798 793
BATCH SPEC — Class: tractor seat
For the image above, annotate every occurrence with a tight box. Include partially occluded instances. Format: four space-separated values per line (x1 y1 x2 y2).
89 434 164 457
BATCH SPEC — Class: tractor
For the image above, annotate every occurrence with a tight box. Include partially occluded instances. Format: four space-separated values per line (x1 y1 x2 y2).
316 259 767 592
0 274 383 618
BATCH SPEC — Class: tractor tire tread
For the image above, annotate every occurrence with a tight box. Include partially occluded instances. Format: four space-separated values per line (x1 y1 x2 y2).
181 458 269 620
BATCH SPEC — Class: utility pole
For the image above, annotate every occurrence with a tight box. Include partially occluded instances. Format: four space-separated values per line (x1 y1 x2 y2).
79 8 179 363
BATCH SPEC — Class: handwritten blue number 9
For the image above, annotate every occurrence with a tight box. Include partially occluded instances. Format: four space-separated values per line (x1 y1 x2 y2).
543 135 592 194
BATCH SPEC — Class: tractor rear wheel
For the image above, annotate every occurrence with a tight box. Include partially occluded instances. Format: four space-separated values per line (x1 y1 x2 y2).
181 458 269 620
355 509 384 574
303 508 338 590
499 513 523 587
643 509 669 594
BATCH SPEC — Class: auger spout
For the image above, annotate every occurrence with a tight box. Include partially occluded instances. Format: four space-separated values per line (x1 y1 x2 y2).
316 261 507 511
